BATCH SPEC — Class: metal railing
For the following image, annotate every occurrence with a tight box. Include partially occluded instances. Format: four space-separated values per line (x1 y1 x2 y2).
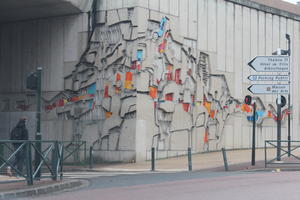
0 140 63 185
63 141 87 164
0 140 87 185
265 140 300 168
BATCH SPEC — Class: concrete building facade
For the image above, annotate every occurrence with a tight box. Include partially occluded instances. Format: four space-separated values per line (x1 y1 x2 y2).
1 0 300 162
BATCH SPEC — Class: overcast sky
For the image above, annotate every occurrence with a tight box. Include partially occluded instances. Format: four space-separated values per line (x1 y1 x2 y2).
282 0 299 4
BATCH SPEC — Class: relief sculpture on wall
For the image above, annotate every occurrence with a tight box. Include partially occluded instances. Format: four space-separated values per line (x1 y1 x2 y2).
38 8 289 153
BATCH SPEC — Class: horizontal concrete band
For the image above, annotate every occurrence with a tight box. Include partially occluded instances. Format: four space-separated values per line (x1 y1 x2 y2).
0 180 86 200
225 0 300 21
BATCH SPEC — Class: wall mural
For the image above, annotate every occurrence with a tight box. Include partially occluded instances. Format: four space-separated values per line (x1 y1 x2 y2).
3 8 288 152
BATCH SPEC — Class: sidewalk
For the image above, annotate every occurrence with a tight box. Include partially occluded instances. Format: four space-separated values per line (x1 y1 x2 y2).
0 148 299 199
66 147 300 172
75 148 269 172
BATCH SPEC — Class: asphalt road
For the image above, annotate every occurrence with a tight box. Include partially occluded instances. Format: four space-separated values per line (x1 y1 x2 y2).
29 171 300 200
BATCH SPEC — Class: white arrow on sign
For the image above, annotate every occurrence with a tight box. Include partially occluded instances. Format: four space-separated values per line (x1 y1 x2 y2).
247 75 290 82
248 84 289 94
248 56 289 72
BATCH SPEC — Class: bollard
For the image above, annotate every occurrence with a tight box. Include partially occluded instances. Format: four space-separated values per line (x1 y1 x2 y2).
151 147 155 171
84 142 87 164
89 146 93 169
188 147 192 171
264 141 267 168
221 148 229 171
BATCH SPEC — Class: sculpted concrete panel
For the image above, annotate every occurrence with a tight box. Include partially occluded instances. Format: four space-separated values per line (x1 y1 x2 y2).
18 10 288 158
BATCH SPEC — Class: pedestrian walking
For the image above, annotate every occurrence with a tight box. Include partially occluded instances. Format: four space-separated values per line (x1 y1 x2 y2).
10 117 29 176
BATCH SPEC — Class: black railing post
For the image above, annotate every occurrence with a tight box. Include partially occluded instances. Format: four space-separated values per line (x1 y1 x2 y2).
151 147 155 171
0 143 3 166
26 141 33 186
51 141 58 181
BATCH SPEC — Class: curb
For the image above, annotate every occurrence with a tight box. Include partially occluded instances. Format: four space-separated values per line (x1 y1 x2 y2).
0 179 88 200
242 167 300 173
65 168 151 173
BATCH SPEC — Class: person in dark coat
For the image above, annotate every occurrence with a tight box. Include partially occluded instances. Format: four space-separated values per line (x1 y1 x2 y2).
10 117 29 175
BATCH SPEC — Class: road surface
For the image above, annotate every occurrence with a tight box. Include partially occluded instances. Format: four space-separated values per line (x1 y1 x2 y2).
28 170 300 200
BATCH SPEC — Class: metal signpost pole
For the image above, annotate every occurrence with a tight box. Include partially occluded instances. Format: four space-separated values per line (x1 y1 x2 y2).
276 48 282 162
251 102 256 166
286 34 291 157
288 88 291 157
276 96 281 161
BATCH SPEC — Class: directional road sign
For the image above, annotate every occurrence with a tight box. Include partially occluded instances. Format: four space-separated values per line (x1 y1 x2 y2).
247 75 290 82
248 84 289 94
248 56 289 72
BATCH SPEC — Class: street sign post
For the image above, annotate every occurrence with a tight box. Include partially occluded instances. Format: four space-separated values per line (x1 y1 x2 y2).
247 53 291 165
248 84 289 94
247 75 289 82
248 56 289 72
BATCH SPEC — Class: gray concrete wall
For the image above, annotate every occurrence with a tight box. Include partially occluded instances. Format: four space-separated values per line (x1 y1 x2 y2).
0 0 92 23
132 0 300 157
0 14 88 93
0 3 138 162
0 13 90 143
68 0 93 12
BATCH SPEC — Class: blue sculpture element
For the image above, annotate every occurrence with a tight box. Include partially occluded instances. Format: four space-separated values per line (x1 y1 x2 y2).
156 16 169 37
137 50 143 61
